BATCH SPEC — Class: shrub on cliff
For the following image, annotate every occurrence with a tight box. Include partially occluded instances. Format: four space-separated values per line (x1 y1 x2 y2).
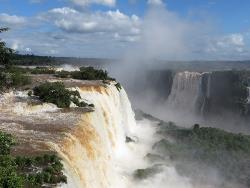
56 66 123 91
115 82 122 91
72 66 114 80
33 82 91 108
56 66 115 81
0 131 67 187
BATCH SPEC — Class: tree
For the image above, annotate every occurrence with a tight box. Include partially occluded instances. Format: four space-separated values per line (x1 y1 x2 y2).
0 27 14 68
0 132 15 155
33 82 89 108
193 124 200 131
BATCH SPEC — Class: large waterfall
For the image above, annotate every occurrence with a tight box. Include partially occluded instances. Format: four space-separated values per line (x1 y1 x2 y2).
166 71 202 113
49 83 137 188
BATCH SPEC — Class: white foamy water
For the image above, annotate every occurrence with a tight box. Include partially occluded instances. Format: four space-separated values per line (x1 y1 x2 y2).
13 102 58 115
56 64 80 72
0 91 58 115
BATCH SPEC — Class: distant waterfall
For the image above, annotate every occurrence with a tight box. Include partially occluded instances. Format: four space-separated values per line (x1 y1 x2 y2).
166 71 202 113
166 71 213 116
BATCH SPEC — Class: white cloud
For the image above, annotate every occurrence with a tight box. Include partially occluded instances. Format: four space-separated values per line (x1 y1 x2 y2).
0 13 27 26
1 6 141 58
1 2 249 59
202 33 248 59
70 0 115 7
212 33 245 55
147 0 164 5
114 32 140 42
217 33 244 47
40 7 141 41
30 0 114 6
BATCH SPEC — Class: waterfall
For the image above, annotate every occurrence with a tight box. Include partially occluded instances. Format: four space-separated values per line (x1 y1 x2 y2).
49 83 136 188
166 71 202 113
165 71 214 117
0 79 234 188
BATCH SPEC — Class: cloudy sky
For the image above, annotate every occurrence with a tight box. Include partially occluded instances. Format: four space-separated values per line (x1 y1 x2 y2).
0 0 250 60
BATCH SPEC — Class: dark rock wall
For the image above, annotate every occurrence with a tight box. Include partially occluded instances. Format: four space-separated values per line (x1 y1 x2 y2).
197 71 249 117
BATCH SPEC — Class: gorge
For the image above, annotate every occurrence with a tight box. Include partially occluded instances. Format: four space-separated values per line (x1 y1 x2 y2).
121 68 250 131
0 66 249 188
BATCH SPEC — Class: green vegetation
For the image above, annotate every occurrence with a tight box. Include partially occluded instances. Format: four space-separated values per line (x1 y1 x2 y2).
0 28 31 90
29 67 56 74
73 66 112 80
0 28 14 68
0 66 56 75
134 165 161 180
134 109 162 121
16 154 67 187
115 82 122 91
56 66 115 81
156 125 250 154
153 123 250 187
0 69 31 90
55 70 71 78
33 82 93 108
0 131 67 187
12 54 55 66
56 66 122 91
0 132 15 155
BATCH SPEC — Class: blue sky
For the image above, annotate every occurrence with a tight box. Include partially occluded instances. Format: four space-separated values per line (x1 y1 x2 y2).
0 0 250 60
